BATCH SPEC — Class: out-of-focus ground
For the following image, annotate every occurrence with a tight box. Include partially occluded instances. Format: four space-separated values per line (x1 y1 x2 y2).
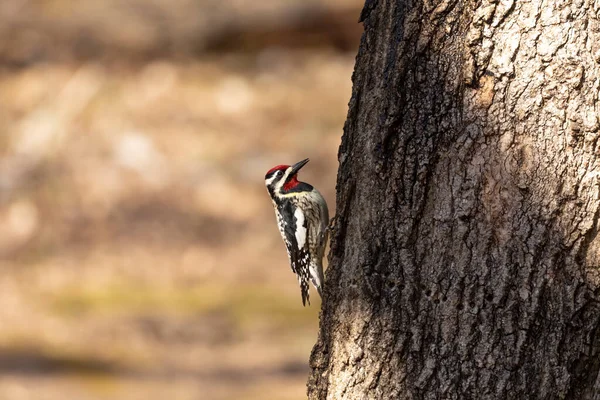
0 1 361 399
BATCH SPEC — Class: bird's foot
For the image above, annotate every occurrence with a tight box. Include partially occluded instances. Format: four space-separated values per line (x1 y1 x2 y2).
327 215 337 233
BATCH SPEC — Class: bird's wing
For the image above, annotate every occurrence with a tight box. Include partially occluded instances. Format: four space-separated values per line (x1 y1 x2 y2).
280 202 311 306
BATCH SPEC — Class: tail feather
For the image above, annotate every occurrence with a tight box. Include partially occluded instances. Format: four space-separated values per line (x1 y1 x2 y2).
300 278 310 306
311 276 322 297
310 262 324 299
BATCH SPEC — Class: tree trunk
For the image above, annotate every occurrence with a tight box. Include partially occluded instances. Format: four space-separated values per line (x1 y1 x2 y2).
308 0 600 398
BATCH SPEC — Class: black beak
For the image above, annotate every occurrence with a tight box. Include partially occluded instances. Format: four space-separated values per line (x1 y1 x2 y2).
290 158 309 176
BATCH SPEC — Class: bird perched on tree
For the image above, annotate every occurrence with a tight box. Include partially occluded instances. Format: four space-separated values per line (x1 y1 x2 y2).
264 158 329 306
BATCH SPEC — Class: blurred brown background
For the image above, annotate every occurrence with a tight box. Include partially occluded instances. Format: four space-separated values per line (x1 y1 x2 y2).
0 1 362 399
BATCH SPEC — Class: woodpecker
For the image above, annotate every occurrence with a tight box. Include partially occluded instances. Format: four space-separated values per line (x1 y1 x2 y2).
265 158 329 306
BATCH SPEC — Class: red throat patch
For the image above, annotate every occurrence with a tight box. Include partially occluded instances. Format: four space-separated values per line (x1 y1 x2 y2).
283 175 299 191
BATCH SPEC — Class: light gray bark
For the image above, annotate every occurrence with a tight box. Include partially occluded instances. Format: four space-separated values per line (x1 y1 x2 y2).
308 0 600 398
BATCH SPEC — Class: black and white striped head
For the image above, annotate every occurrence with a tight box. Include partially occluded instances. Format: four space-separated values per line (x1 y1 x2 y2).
265 158 311 199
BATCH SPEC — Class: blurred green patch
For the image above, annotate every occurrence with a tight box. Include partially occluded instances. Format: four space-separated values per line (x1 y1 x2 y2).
226 285 320 330
51 284 320 332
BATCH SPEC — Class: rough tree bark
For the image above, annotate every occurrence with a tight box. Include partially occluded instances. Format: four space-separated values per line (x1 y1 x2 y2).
308 0 600 398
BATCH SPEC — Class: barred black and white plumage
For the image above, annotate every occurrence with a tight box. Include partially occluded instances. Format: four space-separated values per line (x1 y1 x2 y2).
265 158 329 306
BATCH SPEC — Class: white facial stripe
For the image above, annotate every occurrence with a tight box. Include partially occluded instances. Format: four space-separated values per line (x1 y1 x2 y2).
265 175 277 186
294 208 307 248
275 167 293 191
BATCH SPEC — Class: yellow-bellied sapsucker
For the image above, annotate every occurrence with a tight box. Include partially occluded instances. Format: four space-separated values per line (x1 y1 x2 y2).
265 158 329 306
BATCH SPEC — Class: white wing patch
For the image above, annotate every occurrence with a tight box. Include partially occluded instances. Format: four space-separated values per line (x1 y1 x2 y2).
294 208 307 249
